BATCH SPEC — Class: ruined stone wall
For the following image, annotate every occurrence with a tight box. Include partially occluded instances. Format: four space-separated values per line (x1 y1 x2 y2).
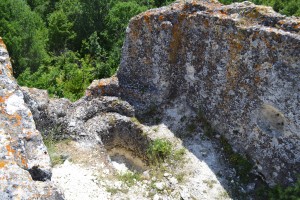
108 0 300 185
0 38 63 199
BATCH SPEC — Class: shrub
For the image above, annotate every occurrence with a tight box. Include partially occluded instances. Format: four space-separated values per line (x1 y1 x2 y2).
268 178 300 200
147 138 172 164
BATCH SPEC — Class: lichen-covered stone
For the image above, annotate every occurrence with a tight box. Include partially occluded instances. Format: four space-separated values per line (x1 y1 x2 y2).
92 0 300 186
0 38 64 199
23 87 151 171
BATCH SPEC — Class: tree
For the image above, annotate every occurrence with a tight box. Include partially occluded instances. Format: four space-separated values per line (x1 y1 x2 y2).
48 10 76 53
0 0 48 76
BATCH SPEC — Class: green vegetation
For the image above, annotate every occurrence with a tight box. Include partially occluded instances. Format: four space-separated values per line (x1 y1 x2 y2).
220 135 253 183
268 178 300 200
203 179 217 189
117 171 142 187
173 148 186 161
43 132 71 166
147 138 172 164
219 0 300 17
1 0 298 101
0 0 173 101
256 178 300 200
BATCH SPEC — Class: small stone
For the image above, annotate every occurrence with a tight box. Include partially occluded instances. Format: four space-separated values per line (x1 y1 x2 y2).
153 194 160 200
180 189 190 200
114 181 122 189
103 169 110 175
69 121 76 127
142 170 151 180
168 177 178 185
155 182 165 190
164 173 170 177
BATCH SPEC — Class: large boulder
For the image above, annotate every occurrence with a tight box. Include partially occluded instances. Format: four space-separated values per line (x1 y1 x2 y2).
89 0 300 186
0 38 63 199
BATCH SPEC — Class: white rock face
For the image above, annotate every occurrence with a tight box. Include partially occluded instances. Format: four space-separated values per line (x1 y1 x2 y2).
116 0 300 186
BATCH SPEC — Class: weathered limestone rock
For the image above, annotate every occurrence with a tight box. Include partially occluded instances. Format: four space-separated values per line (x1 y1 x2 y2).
0 38 63 199
90 0 300 186
22 86 150 165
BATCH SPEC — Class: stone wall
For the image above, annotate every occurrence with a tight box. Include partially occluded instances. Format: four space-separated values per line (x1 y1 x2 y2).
93 0 300 186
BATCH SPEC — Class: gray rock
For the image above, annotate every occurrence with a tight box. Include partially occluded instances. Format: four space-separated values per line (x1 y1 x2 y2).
90 0 300 186
0 38 64 199
155 182 165 190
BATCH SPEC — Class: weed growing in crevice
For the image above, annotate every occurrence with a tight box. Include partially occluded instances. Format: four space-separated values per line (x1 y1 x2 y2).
117 171 142 187
43 130 72 166
254 177 300 200
130 117 141 125
147 139 172 165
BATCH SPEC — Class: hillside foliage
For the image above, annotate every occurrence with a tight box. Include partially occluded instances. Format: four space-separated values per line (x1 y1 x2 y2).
0 0 298 101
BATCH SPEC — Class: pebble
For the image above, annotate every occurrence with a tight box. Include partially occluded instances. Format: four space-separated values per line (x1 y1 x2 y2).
168 177 178 185
153 194 160 200
143 170 151 180
155 182 165 190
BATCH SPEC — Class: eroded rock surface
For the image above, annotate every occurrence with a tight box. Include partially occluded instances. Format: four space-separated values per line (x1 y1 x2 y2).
0 38 63 199
89 0 300 186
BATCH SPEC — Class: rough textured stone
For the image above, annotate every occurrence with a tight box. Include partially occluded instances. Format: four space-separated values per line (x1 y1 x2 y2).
90 0 300 186
0 38 64 199
22 86 149 164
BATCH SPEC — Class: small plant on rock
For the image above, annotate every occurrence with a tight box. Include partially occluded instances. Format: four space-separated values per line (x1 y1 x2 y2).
117 171 141 187
147 138 172 164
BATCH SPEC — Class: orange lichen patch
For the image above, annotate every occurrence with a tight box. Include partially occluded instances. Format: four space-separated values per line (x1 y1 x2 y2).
0 93 11 104
8 113 22 127
183 4 190 11
97 78 116 96
294 23 300 30
144 15 151 24
0 96 6 104
158 15 164 21
169 23 182 63
6 63 13 75
260 36 272 49
143 11 152 25
21 156 28 168
203 19 209 28
24 131 32 140
169 14 187 63
254 64 262 71
220 10 227 15
191 0 198 6
0 160 7 168
0 38 7 48
143 12 153 33
6 145 16 155
254 76 261 84
129 20 142 43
